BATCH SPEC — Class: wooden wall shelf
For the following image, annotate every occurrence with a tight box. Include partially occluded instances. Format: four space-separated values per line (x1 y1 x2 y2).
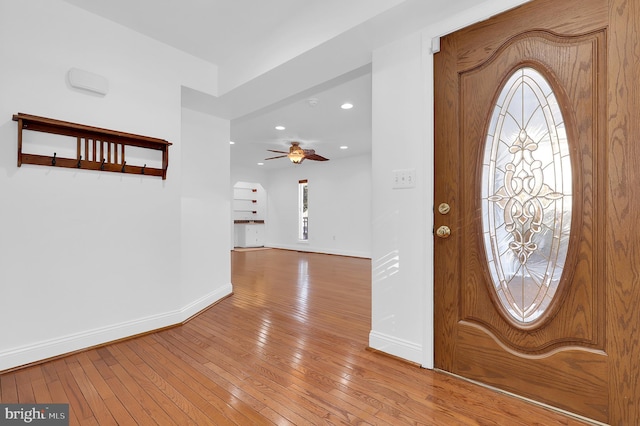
13 113 172 179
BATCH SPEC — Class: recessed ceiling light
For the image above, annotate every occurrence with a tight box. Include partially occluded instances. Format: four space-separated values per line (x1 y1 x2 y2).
341 103 353 110
229 141 235 144
340 146 348 150
275 125 285 130
257 162 264 166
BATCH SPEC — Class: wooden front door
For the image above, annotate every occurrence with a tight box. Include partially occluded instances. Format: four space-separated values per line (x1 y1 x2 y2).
433 0 614 422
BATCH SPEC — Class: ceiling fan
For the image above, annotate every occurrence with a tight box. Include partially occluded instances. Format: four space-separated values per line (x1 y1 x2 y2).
265 141 329 164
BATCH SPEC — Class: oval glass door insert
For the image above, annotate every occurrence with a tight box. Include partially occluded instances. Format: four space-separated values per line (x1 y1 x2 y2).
481 66 572 324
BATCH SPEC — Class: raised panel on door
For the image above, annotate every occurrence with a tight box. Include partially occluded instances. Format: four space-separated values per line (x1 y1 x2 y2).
434 0 610 422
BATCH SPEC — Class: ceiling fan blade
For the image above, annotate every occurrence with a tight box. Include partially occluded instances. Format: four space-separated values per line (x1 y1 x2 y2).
267 149 289 154
264 155 288 160
304 153 329 161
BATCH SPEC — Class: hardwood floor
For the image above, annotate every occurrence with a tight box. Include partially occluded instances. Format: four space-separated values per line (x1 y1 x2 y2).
0 249 589 425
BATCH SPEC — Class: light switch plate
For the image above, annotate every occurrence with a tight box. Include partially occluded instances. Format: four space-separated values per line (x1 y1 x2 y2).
392 168 416 189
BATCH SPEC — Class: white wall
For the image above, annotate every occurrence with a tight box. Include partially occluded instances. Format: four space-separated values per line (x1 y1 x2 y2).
370 32 430 365
368 0 531 367
180 108 232 308
0 0 230 371
265 154 371 258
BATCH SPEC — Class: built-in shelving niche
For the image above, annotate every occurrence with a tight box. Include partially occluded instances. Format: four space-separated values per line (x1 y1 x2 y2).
233 183 265 248
13 113 172 179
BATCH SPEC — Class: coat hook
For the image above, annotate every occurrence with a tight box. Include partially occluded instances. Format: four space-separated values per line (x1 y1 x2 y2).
121 161 126 173
100 158 106 170
77 155 82 168
141 164 146 175
51 152 57 166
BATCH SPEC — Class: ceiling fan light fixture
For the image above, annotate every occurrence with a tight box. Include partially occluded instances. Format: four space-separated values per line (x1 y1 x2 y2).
288 144 305 163
289 154 304 164
264 141 328 164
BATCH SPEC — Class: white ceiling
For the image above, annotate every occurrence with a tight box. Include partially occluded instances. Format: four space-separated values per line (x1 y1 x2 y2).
61 0 485 170
230 65 372 169
62 0 403 73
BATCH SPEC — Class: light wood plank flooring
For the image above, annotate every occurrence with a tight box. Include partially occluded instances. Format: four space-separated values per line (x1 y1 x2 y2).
0 249 588 425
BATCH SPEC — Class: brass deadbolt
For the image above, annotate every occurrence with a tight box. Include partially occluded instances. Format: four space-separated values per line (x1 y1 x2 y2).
438 203 451 215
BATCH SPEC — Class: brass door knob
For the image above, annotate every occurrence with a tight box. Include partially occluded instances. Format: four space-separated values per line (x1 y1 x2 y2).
436 225 451 239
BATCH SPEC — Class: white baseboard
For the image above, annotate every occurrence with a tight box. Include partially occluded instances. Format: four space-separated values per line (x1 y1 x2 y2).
267 243 371 259
368 330 424 366
181 284 233 319
0 284 232 372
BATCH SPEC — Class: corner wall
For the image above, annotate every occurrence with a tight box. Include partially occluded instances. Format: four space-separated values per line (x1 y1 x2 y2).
370 32 430 365
180 108 232 310
0 0 230 371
